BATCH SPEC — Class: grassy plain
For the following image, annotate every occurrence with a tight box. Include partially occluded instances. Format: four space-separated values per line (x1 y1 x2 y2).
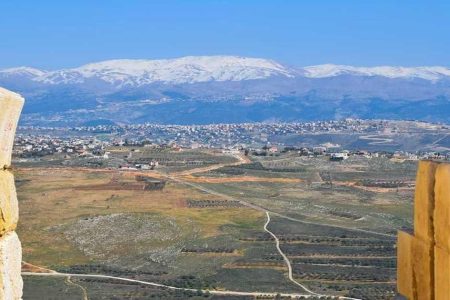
16 151 417 299
17 167 303 298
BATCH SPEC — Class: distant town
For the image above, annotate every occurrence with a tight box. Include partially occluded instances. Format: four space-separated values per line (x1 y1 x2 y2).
14 119 450 166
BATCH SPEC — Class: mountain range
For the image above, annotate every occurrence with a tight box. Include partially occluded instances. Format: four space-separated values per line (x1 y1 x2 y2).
0 55 449 126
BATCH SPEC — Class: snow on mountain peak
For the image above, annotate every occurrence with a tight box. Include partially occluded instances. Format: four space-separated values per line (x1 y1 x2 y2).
0 67 47 77
39 56 294 85
303 64 450 81
1 57 449 86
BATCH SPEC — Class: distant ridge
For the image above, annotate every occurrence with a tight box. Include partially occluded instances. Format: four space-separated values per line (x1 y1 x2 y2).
1 56 293 86
302 64 450 81
0 56 449 126
1 56 449 86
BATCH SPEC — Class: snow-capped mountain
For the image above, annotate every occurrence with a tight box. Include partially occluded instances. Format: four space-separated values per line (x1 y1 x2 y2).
0 67 46 78
3 56 294 86
2 56 449 87
0 56 449 126
302 64 450 81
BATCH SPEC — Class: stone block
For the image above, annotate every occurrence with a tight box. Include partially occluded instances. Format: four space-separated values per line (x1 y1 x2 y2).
435 245 450 300
397 231 413 299
0 232 22 300
434 163 450 251
0 88 24 169
0 170 18 237
414 160 439 243
411 236 434 300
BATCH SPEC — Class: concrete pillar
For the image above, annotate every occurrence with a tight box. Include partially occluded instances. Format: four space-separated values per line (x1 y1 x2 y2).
0 87 24 300
397 160 450 300
434 164 450 300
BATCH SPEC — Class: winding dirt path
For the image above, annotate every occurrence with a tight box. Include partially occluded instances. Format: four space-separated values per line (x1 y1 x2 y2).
263 212 321 296
65 276 89 300
263 212 362 300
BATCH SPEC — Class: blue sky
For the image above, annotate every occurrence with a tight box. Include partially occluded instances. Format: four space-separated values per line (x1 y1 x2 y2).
0 0 449 69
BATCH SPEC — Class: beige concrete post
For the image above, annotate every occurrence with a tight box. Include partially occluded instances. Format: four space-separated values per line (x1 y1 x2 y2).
0 87 24 300
397 160 450 300
434 164 450 300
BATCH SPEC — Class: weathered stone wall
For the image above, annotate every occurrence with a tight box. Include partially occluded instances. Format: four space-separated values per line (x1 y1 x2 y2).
0 87 24 300
398 160 450 300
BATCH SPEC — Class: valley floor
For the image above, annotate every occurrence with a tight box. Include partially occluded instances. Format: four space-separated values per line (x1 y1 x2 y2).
15 150 414 299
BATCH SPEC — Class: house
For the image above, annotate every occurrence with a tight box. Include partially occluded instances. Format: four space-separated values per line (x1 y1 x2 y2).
268 146 278 153
330 152 348 161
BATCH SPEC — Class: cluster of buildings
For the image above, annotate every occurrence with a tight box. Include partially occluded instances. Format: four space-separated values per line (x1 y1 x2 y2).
251 146 449 161
13 119 450 162
18 119 406 148
13 131 449 164
13 135 109 159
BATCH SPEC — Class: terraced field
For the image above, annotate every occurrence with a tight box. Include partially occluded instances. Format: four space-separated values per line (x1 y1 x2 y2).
267 216 397 298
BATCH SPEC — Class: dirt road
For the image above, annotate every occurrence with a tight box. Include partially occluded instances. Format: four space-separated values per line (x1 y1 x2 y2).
22 272 318 298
